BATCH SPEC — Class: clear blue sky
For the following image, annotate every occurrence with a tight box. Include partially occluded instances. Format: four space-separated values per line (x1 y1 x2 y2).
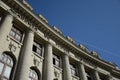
26 0 120 67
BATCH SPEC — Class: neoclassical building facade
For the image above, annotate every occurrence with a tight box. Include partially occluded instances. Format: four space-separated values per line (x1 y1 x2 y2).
0 0 120 80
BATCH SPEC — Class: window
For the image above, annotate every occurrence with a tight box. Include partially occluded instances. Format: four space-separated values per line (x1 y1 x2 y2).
86 72 92 80
0 54 13 80
9 26 23 42
70 64 77 76
0 15 2 22
53 54 60 67
0 13 3 22
29 69 38 80
33 42 42 56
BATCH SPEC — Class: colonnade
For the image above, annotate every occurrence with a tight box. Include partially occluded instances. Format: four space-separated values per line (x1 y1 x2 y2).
0 13 113 80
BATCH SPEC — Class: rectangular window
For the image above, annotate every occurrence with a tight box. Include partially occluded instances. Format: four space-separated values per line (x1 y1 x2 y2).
32 42 42 56
53 54 60 67
70 64 78 76
9 26 23 42
86 72 92 80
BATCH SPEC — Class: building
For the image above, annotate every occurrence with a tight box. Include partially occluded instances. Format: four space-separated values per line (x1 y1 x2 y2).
0 0 120 80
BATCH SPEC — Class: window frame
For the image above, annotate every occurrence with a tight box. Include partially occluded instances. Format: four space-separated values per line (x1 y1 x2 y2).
9 26 23 43
32 41 43 56
53 54 60 67
70 64 78 76
29 69 38 80
0 54 14 80
86 72 92 80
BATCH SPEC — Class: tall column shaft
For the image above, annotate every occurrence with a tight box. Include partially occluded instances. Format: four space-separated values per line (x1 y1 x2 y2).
93 70 100 80
0 14 13 53
19 29 34 80
43 43 54 80
79 63 87 80
63 54 72 80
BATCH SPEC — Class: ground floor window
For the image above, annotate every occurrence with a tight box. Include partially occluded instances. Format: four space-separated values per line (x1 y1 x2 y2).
29 69 38 80
0 54 14 80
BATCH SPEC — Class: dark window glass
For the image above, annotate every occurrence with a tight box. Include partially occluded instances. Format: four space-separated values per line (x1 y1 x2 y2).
70 64 77 76
9 26 23 42
0 13 3 22
29 69 38 80
0 54 13 80
53 54 60 67
33 42 42 56
86 72 92 80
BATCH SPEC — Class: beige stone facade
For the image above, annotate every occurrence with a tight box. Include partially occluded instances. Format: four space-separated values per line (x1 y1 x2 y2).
0 0 120 80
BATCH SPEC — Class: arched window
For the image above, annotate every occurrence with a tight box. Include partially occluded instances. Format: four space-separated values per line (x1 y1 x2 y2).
0 54 14 80
29 69 38 80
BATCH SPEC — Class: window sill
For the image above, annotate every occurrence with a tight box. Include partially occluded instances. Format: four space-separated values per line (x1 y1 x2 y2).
7 35 23 47
53 65 62 71
72 75 79 80
32 51 44 60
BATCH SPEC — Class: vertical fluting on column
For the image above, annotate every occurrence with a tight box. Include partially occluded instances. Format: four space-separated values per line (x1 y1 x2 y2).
0 14 13 53
43 43 54 80
79 63 87 80
93 70 100 80
63 54 72 80
18 29 34 80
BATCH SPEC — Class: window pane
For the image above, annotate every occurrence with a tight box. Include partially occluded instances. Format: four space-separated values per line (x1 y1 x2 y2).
29 69 38 80
0 62 4 74
15 34 21 42
0 14 2 22
55 60 60 67
4 66 12 78
33 45 37 52
9 27 23 42
7 58 11 64
36 49 41 55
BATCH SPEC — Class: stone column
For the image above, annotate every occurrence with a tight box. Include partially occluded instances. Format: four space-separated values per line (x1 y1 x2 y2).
79 63 87 80
0 14 13 53
43 43 54 80
63 54 72 80
93 70 100 80
18 29 34 80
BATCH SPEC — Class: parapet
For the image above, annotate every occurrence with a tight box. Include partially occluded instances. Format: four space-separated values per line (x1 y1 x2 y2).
79 44 90 53
53 26 63 34
38 14 48 23
22 0 33 10
66 36 76 44
91 51 100 58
